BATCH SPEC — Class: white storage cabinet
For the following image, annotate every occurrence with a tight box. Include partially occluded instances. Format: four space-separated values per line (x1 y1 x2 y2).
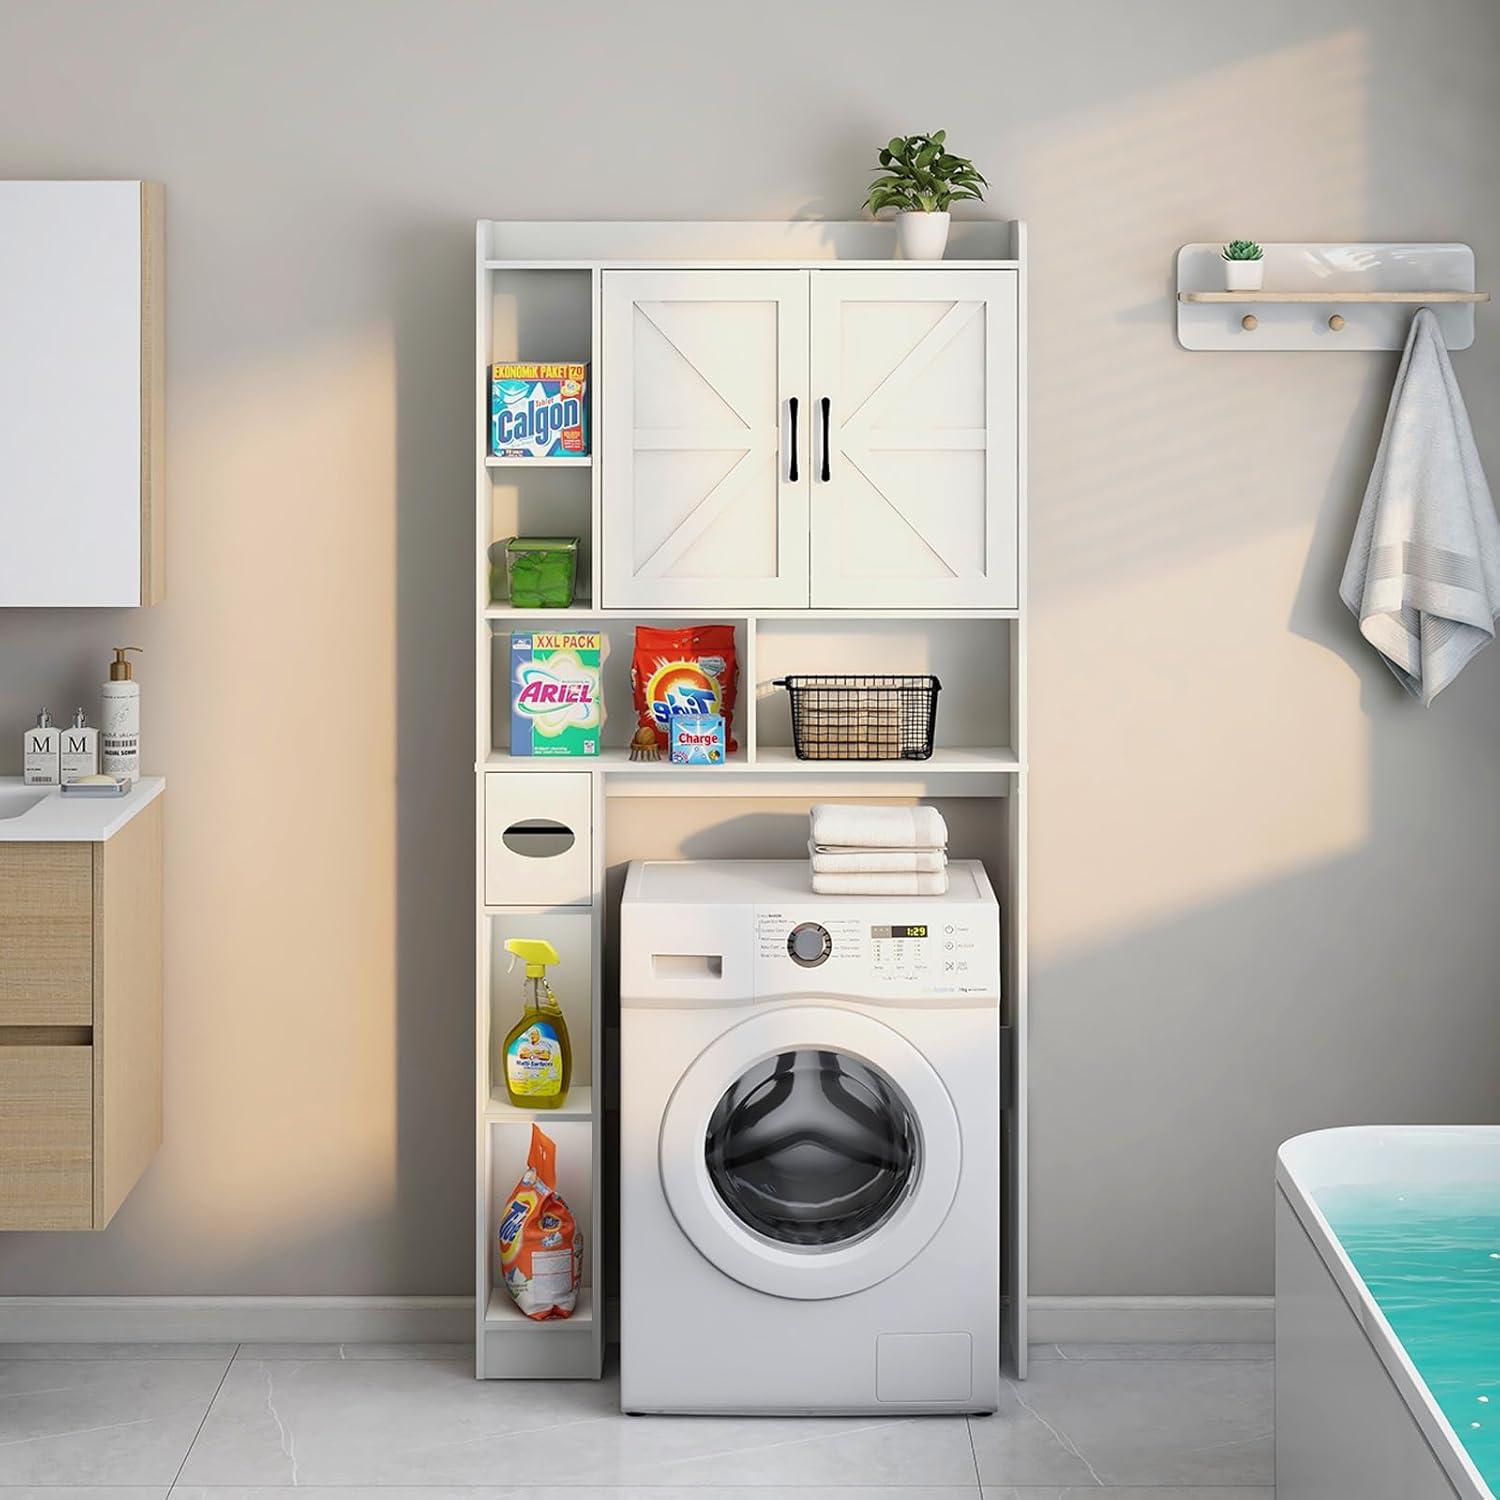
602 267 1017 610
475 219 1028 1387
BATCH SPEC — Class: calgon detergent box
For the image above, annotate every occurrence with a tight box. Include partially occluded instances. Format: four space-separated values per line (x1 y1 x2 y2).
490 363 589 458
510 632 604 757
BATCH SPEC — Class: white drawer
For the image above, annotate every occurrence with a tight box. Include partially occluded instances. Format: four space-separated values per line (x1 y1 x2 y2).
484 773 593 907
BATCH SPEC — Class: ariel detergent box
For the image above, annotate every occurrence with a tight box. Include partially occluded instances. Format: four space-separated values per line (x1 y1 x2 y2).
510 632 604 757
490 363 589 458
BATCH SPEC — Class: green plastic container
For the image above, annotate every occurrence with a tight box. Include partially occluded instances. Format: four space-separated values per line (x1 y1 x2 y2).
496 536 579 608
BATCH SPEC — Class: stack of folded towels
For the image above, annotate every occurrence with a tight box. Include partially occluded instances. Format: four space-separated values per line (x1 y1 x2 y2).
808 803 949 895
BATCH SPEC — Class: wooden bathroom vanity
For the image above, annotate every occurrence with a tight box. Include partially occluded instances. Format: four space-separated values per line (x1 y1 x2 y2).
0 779 164 1229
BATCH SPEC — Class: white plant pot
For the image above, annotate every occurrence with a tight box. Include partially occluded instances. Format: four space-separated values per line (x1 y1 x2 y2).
1222 257 1265 291
896 211 951 261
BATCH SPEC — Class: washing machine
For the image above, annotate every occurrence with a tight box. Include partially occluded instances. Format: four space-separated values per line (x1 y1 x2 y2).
619 858 1001 1415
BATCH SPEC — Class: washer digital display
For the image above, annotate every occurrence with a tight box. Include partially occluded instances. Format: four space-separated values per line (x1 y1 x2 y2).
871 924 928 940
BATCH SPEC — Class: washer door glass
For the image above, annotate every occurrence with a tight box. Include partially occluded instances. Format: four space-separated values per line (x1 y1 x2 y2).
704 1049 919 1248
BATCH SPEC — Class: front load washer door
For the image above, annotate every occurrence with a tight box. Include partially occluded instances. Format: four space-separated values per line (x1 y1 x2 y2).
659 1005 962 1299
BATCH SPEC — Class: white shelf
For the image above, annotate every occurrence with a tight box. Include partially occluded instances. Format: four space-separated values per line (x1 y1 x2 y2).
483 604 1019 622
484 1284 594 1330
752 745 1021 774
486 1085 594 1123
1179 289 1488 304
480 745 1018 775
485 455 591 469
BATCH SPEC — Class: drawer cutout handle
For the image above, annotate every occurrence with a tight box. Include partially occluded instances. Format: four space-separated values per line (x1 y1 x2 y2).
501 819 576 859
0 1026 92 1047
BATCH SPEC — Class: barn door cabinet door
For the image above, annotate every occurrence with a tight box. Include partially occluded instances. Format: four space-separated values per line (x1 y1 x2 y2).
810 270 1018 609
601 270 809 609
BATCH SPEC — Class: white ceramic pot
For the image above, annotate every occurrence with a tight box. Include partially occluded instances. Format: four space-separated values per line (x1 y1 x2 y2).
896 211 951 260
1222 257 1265 291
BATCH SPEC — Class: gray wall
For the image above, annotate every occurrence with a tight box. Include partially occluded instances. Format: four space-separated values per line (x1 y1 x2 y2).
1 0 1497 1299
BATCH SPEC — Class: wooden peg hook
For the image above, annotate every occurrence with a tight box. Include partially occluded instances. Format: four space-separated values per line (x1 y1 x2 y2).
1328 314 1346 331
1241 314 1258 331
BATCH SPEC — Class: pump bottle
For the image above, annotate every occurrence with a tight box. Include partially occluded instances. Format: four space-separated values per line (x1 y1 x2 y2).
501 938 572 1109
101 647 142 783
61 708 99 784
23 710 60 785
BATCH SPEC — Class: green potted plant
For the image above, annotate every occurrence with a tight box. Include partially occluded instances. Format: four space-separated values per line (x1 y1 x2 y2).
864 131 987 260
1221 239 1265 291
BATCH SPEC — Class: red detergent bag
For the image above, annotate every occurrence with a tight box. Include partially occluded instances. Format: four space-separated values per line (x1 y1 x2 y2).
631 624 739 753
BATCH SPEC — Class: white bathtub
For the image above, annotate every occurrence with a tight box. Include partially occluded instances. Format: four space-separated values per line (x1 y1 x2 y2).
1277 1126 1498 1500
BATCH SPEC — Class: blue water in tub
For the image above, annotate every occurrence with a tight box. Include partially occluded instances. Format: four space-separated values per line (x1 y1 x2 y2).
1320 1183 1500 1492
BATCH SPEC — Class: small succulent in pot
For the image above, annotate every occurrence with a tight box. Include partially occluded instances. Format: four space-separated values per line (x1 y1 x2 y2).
864 131 988 260
1221 239 1265 291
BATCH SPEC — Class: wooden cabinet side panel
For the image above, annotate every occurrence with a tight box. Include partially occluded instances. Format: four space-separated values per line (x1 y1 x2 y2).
0 1045 93 1230
94 797 163 1226
139 181 165 605
0 843 93 1024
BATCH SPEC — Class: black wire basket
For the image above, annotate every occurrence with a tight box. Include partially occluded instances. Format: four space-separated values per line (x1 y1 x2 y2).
774 675 942 761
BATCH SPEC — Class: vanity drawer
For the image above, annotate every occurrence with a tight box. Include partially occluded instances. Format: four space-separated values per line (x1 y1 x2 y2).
0 843 93 1025
0 1042 93 1229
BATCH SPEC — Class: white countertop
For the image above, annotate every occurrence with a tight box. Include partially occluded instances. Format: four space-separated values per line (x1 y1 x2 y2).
0 776 165 842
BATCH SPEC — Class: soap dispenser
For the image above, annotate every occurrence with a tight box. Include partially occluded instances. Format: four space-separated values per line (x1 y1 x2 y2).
23 709 61 785
60 708 100 784
501 938 572 1109
101 647 142 783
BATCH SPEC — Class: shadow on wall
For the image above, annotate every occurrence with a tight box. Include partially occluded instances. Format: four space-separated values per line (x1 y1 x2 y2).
392 221 477 1292
1030 830 1500 1296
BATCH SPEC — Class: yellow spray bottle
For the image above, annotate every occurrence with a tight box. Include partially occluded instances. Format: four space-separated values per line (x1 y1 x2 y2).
501 938 571 1109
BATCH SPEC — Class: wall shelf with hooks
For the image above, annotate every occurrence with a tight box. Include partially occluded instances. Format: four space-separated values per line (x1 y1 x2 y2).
1179 289 1489 304
1175 242 1484 350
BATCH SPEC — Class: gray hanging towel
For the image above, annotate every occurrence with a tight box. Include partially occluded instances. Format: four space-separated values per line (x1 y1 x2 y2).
1339 307 1500 704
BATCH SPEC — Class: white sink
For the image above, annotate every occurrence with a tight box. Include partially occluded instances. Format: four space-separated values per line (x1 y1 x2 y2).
0 786 46 821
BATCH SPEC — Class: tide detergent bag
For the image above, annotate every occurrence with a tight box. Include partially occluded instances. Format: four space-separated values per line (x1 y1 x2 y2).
498 1125 582 1320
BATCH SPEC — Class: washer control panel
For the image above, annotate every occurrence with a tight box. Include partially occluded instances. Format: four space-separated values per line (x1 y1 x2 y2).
753 904 997 1001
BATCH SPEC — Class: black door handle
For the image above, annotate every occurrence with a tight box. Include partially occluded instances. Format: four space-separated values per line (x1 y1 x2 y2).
788 396 799 482
820 397 831 482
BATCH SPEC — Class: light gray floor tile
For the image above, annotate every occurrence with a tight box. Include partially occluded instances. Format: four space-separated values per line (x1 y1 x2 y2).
172 1489 982 1499
0 1343 236 1361
982 1490 1275 1499
233 1341 472 1362
0 1357 230 1485
970 1360 1273 1488
0 1490 169 1500
1047 1342 1275 1362
177 1358 980 1487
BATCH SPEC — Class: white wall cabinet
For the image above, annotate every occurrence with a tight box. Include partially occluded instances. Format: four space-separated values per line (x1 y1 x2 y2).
601 266 1016 610
0 181 164 608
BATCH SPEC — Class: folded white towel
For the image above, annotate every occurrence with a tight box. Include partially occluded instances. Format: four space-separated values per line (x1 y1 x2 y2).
1339 307 1500 704
811 870 949 896
809 842 947 874
809 804 948 852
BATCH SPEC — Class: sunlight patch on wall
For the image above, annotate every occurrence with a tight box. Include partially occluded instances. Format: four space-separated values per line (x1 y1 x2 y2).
1030 518 1370 961
153 328 402 1272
